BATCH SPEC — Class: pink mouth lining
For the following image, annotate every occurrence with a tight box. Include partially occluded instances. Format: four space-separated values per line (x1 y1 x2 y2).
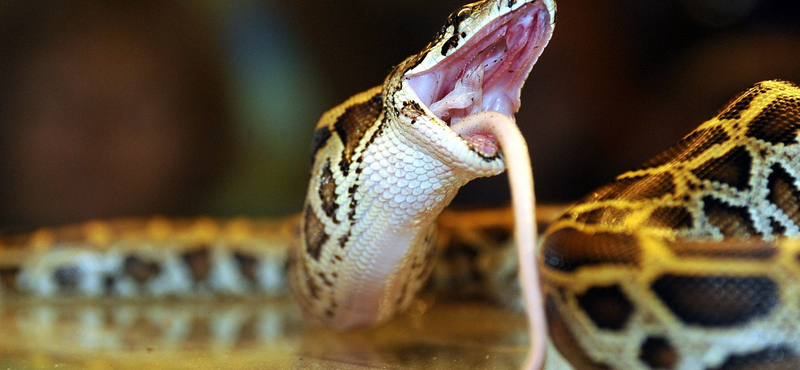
405 2 552 154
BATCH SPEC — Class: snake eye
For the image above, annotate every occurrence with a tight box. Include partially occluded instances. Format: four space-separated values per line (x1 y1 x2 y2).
455 7 473 24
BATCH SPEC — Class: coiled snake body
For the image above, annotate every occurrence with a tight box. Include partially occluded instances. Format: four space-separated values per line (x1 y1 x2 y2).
543 79 800 370
1 0 799 369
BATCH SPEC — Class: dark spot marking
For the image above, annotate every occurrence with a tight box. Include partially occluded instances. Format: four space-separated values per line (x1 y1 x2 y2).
577 285 634 331
770 218 787 234
304 205 329 261
103 275 116 293
401 100 424 122
639 126 730 170
651 275 776 327
767 163 800 229
0 267 20 293
702 196 758 237
338 231 350 249
333 93 383 176
441 34 460 56
318 161 339 222
639 337 677 370
691 146 752 191
233 252 258 283
709 346 800 370
543 228 640 272
309 126 332 167
124 256 162 284
646 206 694 230
54 266 81 290
182 247 211 282
745 95 800 145
546 296 612 370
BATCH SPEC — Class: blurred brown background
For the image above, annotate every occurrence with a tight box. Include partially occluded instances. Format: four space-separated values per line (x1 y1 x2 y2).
1 0 799 229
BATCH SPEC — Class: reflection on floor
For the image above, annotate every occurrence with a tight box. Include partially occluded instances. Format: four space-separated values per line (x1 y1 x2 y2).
0 297 572 369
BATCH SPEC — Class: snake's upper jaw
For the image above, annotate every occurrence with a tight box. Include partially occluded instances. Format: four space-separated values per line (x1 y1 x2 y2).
402 0 554 158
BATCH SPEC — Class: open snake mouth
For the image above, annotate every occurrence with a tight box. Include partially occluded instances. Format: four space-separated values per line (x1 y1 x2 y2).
405 1 553 157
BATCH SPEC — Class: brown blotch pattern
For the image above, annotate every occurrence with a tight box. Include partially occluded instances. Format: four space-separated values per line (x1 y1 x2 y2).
691 146 753 191
543 228 640 272
639 337 678 370
702 196 758 236
309 126 332 166
576 285 634 331
54 266 81 290
124 256 162 284
767 163 800 228
651 275 777 327
182 247 211 282
333 93 383 175
318 161 339 221
233 252 258 284
304 205 329 261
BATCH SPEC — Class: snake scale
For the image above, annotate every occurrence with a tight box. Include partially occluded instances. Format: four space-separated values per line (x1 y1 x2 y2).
1 0 799 369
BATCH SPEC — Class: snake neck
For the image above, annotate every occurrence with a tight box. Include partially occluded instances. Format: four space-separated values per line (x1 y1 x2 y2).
292 0 555 331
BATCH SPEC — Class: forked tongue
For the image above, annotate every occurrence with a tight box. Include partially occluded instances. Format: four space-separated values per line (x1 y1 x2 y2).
451 111 545 370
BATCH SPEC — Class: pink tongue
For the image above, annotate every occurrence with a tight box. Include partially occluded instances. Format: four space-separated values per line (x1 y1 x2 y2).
451 111 545 370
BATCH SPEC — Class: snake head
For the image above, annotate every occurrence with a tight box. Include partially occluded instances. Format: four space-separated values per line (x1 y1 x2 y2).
387 0 555 175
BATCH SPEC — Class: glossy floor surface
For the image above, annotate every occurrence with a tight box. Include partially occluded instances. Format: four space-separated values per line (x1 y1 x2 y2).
0 297 572 369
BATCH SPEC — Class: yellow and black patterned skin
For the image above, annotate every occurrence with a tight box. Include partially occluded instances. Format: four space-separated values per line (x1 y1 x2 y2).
541 80 800 370
290 0 555 331
4 0 800 368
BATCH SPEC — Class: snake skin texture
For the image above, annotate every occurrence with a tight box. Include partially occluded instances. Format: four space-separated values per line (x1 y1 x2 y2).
289 0 555 333
542 80 800 370
0 206 568 303
3 0 800 368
